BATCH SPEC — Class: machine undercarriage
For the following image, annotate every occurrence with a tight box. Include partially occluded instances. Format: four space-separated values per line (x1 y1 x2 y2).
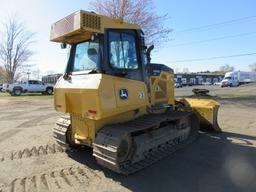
54 111 199 174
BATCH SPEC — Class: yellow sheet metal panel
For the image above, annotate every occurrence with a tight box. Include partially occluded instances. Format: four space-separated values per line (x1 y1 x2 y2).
97 74 149 119
98 76 117 111
113 77 148 108
54 74 148 120
66 90 98 118
54 88 98 116
54 87 67 112
71 114 90 144
150 71 175 107
70 105 147 146
168 73 175 105
176 98 221 132
194 105 220 131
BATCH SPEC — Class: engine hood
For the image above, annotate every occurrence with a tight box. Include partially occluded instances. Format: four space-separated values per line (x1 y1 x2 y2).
54 74 148 120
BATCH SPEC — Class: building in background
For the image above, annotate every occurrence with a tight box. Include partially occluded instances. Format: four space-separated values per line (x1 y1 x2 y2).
1 71 226 86
174 73 224 85
42 74 62 84
148 63 224 85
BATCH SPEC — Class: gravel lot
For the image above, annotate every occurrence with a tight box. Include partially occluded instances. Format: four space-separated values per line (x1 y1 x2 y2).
0 84 256 192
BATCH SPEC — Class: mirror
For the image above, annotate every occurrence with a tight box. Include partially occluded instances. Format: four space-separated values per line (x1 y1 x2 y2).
91 34 95 41
61 43 67 49
63 72 71 81
146 45 154 64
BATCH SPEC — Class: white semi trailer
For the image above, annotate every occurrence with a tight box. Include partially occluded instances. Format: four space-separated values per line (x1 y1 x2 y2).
221 71 256 87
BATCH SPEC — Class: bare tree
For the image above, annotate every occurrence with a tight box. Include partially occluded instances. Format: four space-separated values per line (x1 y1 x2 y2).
219 64 234 73
249 62 256 72
0 17 35 83
89 0 171 47
0 66 6 83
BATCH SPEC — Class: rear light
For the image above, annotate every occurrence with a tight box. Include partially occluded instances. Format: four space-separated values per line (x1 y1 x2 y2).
88 109 97 114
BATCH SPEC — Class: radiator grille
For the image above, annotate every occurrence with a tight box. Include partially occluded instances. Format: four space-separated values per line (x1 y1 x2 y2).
82 13 101 30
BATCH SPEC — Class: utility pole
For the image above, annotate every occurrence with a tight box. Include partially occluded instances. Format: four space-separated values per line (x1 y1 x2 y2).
27 71 31 81
22 64 34 81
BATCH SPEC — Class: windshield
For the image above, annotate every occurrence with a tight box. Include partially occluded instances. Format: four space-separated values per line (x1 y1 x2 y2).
72 38 100 72
224 77 231 80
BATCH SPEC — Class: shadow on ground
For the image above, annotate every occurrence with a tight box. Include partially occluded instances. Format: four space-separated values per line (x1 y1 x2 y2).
67 131 256 192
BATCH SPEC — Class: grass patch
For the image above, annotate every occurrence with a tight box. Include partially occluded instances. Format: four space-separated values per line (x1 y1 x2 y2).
0 92 53 100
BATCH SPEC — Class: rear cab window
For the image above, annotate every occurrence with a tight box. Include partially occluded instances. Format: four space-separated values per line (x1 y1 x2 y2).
108 31 139 70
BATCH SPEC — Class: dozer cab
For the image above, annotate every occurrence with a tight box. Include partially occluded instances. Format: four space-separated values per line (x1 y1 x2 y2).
51 10 221 175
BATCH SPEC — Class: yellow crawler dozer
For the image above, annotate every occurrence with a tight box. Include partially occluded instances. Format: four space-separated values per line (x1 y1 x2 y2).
51 10 221 175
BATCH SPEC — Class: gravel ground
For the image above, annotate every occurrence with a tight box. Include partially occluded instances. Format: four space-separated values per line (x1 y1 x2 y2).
175 83 256 97
0 84 255 192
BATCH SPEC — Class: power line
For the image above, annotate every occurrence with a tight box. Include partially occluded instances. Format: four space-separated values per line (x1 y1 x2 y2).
170 31 256 47
175 15 256 33
169 52 256 63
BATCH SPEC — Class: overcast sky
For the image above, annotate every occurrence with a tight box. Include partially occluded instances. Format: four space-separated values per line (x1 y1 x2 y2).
0 0 255 75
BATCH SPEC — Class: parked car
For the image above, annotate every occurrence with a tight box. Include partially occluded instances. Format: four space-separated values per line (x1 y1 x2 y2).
214 82 222 86
1 83 9 92
175 82 182 88
5 80 54 96
202 82 212 86
181 82 192 86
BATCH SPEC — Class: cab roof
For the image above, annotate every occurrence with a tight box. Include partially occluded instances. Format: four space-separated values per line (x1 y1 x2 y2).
50 10 141 43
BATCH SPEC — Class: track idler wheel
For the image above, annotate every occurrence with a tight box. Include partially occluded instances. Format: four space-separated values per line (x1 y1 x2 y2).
116 135 133 164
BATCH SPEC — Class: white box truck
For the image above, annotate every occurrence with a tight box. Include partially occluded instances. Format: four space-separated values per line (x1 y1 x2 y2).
221 71 256 87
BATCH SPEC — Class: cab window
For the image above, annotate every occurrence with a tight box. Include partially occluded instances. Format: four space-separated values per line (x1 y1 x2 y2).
109 31 138 70
73 39 100 72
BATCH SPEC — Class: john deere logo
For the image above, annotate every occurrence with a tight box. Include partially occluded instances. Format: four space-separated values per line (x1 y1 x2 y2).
119 89 128 100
